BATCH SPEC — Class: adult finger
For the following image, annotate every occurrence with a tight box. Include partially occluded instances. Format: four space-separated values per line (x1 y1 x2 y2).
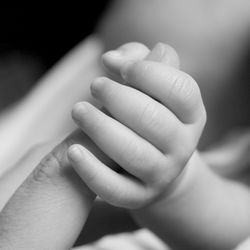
0 130 105 250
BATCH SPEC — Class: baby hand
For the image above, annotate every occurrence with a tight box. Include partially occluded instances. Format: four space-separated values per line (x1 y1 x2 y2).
68 42 206 209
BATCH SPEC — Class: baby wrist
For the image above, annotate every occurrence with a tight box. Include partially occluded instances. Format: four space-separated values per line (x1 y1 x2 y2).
151 151 211 206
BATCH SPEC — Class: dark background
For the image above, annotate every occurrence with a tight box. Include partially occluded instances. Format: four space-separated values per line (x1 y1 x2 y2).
0 5 111 110
0 5 138 245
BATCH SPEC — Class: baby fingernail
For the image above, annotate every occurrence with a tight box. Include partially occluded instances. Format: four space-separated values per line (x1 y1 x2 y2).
72 102 91 123
120 61 134 80
91 77 106 96
103 50 121 59
147 42 167 61
68 145 83 161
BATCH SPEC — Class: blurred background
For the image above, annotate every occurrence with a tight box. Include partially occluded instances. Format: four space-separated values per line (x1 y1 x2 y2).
0 2 249 246
0 4 110 111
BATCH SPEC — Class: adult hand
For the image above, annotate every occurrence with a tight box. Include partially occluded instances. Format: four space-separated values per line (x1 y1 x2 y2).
0 130 97 250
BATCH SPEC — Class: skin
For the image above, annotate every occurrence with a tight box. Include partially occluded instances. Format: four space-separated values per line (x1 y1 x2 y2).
98 0 250 149
68 43 206 208
1 42 250 250
0 42 171 250
0 1 249 247
68 43 250 249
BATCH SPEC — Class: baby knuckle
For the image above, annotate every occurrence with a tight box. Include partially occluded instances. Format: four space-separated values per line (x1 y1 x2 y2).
170 72 198 105
101 81 120 103
105 189 126 208
155 161 181 187
147 159 168 184
86 170 99 186
92 114 108 136
139 102 160 130
121 139 146 169
135 61 152 79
